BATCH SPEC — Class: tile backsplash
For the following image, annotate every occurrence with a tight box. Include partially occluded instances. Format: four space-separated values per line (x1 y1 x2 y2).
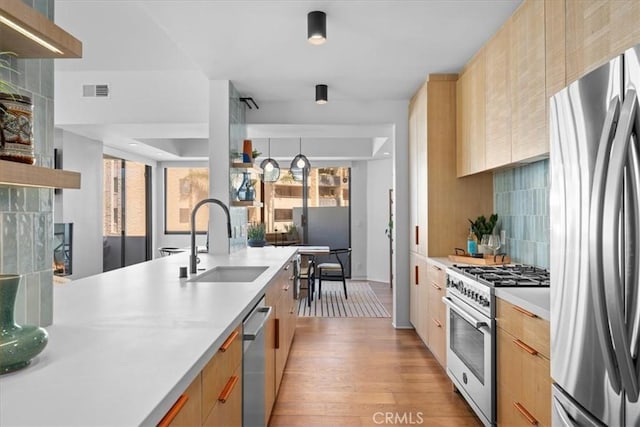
0 0 55 326
494 159 550 269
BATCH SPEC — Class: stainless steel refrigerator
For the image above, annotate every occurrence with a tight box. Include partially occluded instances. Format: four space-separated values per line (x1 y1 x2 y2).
550 44 640 425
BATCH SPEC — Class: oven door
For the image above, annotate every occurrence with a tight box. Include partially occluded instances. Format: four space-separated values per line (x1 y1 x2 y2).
443 295 494 427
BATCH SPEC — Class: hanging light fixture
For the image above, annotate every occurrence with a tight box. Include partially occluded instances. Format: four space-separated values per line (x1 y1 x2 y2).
260 138 280 182
290 138 311 181
307 11 326 45
315 84 328 104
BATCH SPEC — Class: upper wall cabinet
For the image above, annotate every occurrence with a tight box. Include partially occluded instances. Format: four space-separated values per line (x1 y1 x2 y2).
0 0 82 58
510 0 547 162
456 52 486 177
485 20 512 169
566 0 640 84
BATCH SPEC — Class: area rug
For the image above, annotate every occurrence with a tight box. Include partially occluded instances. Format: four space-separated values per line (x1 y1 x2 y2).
297 281 391 318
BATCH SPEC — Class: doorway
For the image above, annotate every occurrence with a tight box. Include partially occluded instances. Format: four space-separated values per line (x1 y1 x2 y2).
102 156 152 272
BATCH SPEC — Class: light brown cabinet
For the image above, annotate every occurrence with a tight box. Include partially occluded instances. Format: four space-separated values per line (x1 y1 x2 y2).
485 20 512 169
409 74 493 361
457 54 487 177
409 82 428 257
158 375 202 427
496 298 551 427
265 258 297 423
426 261 446 368
510 0 547 162
158 325 242 427
566 0 640 85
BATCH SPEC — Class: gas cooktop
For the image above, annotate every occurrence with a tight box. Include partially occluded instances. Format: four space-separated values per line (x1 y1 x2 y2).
451 264 550 287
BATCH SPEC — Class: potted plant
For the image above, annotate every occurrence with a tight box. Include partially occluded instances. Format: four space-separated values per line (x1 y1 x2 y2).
469 214 498 254
247 222 266 247
284 223 299 242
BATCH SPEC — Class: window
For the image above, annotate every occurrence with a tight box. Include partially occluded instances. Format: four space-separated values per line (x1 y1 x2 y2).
165 167 209 233
262 167 350 233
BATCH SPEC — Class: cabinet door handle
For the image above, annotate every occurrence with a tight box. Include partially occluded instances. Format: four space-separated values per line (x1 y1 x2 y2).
415 225 419 245
431 265 442 272
512 305 537 318
283 284 290 292
275 318 280 349
219 330 239 352
432 318 442 328
157 395 188 427
415 265 419 285
431 282 441 290
513 339 538 356
513 401 538 425
218 376 239 403
284 264 290 271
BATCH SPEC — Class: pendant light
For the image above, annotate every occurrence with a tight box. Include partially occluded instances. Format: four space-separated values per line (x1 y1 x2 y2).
260 138 280 182
307 11 326 45
315 84 328 104
290 138 311 181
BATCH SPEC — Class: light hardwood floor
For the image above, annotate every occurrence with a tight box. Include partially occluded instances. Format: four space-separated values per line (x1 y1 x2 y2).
269 281 482 427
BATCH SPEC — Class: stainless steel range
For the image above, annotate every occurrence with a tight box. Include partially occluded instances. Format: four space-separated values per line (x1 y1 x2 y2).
443 264 550 427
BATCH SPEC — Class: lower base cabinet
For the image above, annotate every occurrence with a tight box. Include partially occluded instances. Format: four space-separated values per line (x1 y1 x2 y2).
157 375 202 427
497 299 551 427
159 258 297 427
426 261 447 367
158 325 242 427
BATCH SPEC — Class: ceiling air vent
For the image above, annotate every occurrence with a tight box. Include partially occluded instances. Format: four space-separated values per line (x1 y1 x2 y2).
82 84 109 98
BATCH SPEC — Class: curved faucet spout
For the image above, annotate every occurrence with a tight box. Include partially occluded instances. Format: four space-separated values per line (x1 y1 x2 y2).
190 198 232 274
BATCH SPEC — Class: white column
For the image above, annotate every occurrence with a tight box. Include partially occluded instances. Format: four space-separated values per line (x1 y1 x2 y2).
208 80 231 254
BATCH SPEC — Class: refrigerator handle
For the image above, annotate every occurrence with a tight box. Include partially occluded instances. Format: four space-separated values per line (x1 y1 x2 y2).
602 88 639 401
589 96 623 393
628 134 640 358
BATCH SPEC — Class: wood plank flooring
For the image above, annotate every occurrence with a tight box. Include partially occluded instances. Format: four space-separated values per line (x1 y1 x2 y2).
270 282 482 427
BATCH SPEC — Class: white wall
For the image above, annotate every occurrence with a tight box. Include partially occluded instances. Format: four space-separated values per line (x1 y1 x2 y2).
350 161 367 279
247 99 410 328
54 129 104 279
366 158 393 283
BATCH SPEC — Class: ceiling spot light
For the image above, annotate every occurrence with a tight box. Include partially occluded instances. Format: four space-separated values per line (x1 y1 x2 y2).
316 84 328 104
290 138 311 181
260 138 280 182
307 11 326 45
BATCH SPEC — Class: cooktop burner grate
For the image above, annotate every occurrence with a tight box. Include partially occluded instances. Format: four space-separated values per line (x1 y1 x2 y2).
451 264 550 287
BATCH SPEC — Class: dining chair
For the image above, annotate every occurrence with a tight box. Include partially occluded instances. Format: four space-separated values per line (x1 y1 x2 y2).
296 253 317 307
317 248 351 299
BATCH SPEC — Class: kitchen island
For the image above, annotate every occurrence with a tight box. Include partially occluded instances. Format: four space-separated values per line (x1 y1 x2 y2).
0 246 297 426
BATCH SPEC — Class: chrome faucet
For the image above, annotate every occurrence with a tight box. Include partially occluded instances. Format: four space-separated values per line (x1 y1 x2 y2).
190 198 232 274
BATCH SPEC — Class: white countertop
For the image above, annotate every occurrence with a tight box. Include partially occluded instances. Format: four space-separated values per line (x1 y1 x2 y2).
0 246 297 427
495 287 551 321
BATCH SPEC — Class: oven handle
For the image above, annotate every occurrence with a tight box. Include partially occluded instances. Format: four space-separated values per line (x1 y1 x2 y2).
442 296 489 331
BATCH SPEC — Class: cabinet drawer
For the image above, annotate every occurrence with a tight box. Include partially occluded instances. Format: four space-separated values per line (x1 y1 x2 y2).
201 325 242 421
158 374 202 427
497 327 551 427
427 261 446 285
203 364 242 427
496 298 550 359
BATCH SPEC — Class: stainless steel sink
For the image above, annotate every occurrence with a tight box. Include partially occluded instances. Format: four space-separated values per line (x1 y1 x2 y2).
188 266 269 283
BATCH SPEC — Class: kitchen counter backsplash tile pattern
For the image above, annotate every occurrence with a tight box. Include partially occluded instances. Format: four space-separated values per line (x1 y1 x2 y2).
0 0 55 326
494 159 550 269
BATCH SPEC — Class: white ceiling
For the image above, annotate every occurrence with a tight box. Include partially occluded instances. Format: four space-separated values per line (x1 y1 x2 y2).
54 0 521 162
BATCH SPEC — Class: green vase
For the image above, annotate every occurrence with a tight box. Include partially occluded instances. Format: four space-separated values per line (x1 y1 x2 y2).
0 274 48 374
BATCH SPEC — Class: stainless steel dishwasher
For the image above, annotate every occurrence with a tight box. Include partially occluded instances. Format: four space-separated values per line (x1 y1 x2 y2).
243 296 271 427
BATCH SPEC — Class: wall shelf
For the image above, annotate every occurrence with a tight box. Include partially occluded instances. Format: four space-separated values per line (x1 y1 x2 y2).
0 159 81 189
0 0 82 58
231 162 262 174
